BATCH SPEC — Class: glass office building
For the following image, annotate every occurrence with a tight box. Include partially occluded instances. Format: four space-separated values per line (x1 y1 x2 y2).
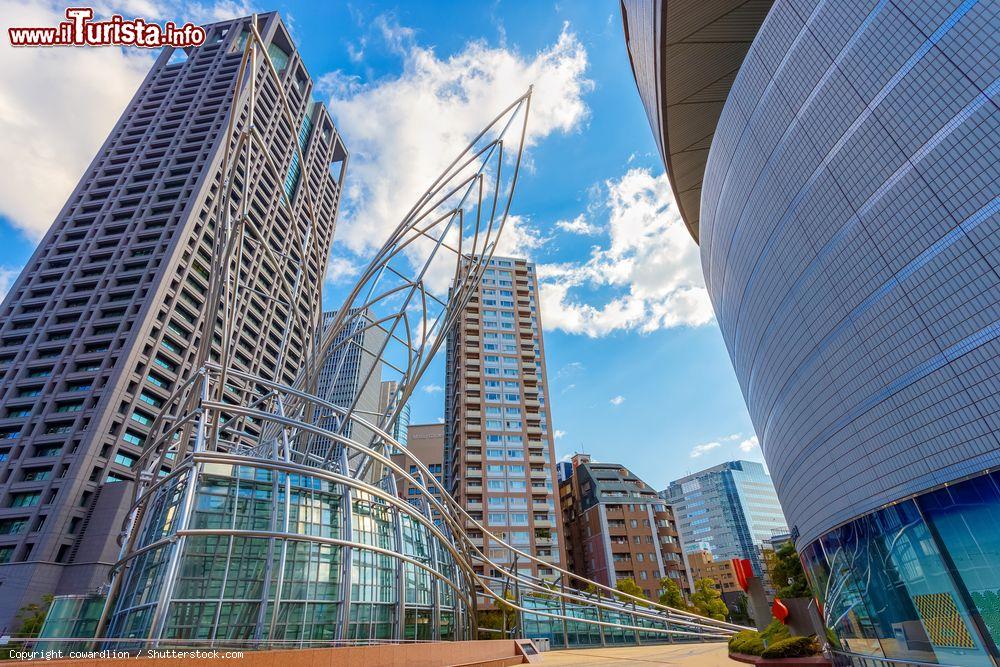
663 461 787 578
623 0 1000 663
104 455 474 646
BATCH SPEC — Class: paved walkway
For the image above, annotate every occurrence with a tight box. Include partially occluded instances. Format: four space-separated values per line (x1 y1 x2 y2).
538 642 735 666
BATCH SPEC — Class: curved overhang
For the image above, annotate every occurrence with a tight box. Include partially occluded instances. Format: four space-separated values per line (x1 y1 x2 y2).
621 0 774 242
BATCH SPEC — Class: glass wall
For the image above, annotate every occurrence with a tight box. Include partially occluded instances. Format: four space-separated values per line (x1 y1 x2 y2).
36 595 105 651
519 591 709 648
803 470 1000 665
104 456 473 648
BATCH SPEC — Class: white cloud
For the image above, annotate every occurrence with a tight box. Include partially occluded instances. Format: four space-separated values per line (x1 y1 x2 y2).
555 213 601 236
321 21 592 261
690 441 721 458
0 266 20 300
609 395 624 406
0 0 256 240
538 168 713 337
493 214 549 261
179 0 256 24
556 361 584 378
435 416 445 424
738 435 759 453
422 383 443 394
326 255 360 285
0 1 153 239
554 429 566 439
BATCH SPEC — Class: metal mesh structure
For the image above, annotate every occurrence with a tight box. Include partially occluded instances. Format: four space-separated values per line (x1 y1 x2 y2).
75 16 748 650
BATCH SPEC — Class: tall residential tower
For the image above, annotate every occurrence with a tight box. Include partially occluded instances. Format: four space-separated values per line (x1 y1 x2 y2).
445 256 564 584
0 13 346 630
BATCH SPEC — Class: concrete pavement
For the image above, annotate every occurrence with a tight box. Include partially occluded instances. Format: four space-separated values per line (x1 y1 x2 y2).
538 642 735 666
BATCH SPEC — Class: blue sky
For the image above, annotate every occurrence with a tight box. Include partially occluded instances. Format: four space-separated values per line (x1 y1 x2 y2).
0 0 761 490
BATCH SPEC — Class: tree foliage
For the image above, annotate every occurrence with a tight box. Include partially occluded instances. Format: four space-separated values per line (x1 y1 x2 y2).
15 594 53 638
658 577 685 609
690 578 729 621
476 592 519 640
771 542 812 598
614 577 647 604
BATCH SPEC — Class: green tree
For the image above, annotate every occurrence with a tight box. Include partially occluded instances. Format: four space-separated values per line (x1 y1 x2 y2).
690 578 729 621
658 577 685 609
771 542 812 599
1 595 54 659
476 592 519 640
614 577 647 604
15 594 53 638
729 592 752 625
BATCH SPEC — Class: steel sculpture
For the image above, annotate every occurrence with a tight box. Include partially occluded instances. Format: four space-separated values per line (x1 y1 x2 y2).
86 14 748 650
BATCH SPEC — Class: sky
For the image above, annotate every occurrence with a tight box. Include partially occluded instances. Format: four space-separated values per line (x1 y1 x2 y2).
0 0 763 490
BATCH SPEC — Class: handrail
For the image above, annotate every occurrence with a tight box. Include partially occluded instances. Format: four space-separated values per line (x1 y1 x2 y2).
828 649 952 667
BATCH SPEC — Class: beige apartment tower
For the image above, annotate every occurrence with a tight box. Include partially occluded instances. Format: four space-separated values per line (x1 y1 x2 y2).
444 256 564 585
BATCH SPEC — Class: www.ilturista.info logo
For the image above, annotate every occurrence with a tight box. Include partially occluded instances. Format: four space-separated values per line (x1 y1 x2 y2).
8 7 206 48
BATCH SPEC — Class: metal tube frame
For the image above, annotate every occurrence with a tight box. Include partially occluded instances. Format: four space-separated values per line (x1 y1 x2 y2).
92 13 746 651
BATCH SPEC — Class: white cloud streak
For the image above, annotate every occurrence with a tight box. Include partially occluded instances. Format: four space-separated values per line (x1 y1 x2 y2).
690 441 721 458
0 266 20 301
321 21 592 260
555 213 601 236
0 0 255 240
538 168 713 337
609 395 624 406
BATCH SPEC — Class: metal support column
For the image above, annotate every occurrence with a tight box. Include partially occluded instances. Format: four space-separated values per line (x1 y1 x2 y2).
337 449 354 640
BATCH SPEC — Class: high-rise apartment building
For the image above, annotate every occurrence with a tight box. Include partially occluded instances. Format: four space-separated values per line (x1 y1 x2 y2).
0 13 346 630
314 309 384 453
379 380 410 452
444 256 563 583
663 461 787 577
560 454 688 601
624 2 1000 661
392 422 445 524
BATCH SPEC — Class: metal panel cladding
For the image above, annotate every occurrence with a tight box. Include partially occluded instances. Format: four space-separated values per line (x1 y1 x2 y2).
699 0 1000 546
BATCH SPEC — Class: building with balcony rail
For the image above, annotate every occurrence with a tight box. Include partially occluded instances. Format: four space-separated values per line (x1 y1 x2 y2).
444 256 565 587
560 454 689 600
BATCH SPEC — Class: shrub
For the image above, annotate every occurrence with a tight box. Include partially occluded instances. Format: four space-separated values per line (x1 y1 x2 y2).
761 635 820 659
728 629 765 656
760 618 791 645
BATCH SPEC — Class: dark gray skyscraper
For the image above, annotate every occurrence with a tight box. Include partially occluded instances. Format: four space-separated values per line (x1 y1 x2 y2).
0 13 346 630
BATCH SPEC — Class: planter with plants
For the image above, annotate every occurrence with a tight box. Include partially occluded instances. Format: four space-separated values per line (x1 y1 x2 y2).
728 619 831 665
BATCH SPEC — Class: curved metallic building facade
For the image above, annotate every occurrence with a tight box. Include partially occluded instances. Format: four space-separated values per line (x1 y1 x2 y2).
698 0 1000 663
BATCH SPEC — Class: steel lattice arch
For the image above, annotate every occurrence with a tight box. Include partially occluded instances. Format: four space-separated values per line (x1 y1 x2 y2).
33 15 748 650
